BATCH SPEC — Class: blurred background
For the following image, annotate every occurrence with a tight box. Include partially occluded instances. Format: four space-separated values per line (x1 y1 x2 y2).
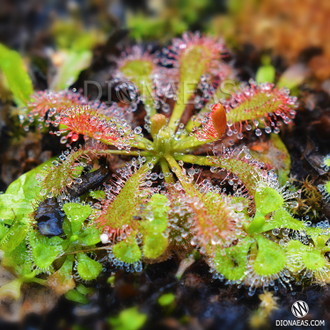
0 0 329 80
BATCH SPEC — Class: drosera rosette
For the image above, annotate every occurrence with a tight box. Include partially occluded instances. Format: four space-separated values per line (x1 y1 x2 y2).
0 31 313 305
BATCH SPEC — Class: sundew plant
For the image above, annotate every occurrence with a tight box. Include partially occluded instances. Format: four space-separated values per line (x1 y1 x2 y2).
1 32 330 303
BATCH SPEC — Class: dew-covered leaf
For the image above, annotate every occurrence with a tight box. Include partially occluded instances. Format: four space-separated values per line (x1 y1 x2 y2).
255 187 284 216
261 208 306 232
143 233 168 259
302 248 325 271
78 224 101 246
139 194 169 234
77 253 102 281
213 237 252 281
286 239 328 274
253 235 286 276
0 221 29 252
29 230 63 270
113 239 142 264
63 203 92 235
98 162 153 232
286 240 306 273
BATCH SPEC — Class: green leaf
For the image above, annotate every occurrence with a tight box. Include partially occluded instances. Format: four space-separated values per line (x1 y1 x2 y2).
286 240 306 273
113 239 142 264
286 239 327 273
248 186 284 233
158 293 175 306
0 220 29 252
0 43 33 105
89 190 105 200
78 224 101 246
277 63 308 91
29 230 63 269
0 195 34 224
62 218 72 238
139 194 169 234
143 233 168 259
325 181 330 195
108 307 147 330
63 203 92 235
120 59 154 104
77 253 102 281
213 238 252 281
302 249 325 271
253 235 286 276
256 65 275 84
4 240 29 266
76 283 94 295
65 289 89 304
50 50 92 90
255 187 284 216
261 208 306 232
0 222 9 240
0 158 55 223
